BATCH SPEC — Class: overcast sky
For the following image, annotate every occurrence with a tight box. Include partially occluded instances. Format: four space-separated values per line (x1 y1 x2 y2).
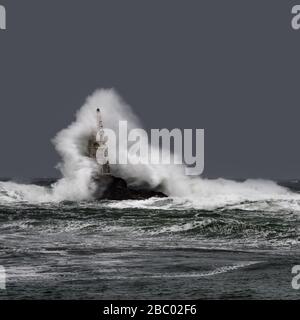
0 0 299 180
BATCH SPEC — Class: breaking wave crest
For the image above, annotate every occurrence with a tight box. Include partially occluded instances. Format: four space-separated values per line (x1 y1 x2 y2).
1 89 300 211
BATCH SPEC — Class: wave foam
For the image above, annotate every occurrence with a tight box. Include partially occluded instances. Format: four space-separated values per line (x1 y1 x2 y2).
1 89 300 210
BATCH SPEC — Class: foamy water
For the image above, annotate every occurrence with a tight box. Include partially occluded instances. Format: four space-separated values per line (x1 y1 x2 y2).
1 89 300 213
1 89 300 299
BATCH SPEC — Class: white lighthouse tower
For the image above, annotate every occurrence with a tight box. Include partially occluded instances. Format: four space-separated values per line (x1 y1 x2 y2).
88 108 110 175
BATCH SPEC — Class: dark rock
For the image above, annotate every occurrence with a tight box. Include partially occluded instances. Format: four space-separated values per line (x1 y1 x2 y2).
92 175 167 200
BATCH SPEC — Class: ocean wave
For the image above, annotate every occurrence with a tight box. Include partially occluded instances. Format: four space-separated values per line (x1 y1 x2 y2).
93 261 261 280
2 90 300 209
2 179 300 216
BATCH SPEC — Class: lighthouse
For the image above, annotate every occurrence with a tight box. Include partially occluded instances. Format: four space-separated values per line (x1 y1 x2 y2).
87 108 166 200
88 108 110 175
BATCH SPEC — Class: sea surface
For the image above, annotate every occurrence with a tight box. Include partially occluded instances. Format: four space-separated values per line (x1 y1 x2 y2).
0 179 300 299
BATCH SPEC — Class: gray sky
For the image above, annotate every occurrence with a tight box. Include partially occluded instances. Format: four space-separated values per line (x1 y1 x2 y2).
0 0 299 180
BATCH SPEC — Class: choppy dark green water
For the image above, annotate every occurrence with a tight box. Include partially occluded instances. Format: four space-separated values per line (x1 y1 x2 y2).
0 191 300 299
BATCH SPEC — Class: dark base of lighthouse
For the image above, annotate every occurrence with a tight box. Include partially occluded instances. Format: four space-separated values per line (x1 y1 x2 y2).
93 175 167 200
